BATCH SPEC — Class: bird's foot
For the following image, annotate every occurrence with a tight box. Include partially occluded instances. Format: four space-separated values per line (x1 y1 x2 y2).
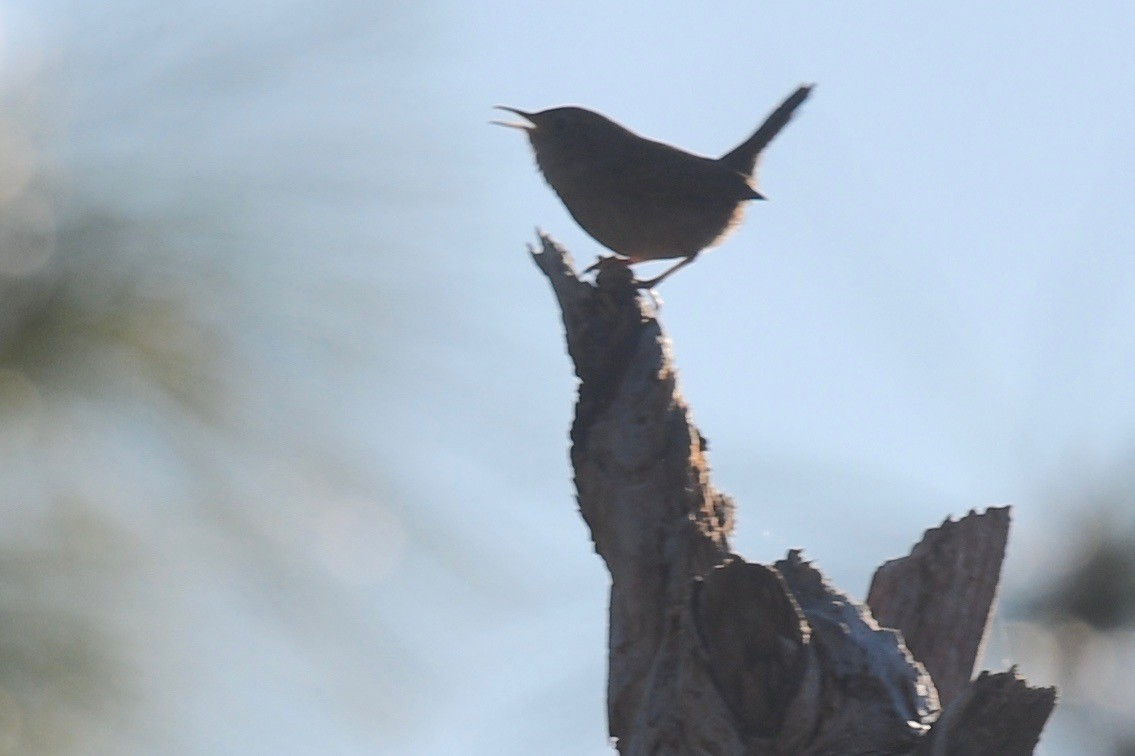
584 256 664 311
587 256 636 289
584 255 628 274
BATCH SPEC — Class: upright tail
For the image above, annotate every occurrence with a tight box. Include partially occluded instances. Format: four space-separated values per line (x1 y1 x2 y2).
718 84 814 178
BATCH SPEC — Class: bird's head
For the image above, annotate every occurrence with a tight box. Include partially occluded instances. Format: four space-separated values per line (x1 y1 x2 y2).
493 106 630 169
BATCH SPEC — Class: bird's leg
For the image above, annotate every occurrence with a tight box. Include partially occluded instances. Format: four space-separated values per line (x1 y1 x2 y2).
633 254 698 289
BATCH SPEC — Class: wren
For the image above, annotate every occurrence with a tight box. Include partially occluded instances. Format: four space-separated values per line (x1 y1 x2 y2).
497 84 812 288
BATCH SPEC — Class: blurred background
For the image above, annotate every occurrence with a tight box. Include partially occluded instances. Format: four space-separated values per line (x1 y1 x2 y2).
0 1 1132 753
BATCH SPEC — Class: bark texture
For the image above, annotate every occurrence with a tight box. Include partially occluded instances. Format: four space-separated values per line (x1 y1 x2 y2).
868 507 1010 707
531 234 1055 754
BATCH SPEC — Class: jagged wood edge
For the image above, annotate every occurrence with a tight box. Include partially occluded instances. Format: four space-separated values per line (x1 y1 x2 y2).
914 669 1056 755
866 507 1010 707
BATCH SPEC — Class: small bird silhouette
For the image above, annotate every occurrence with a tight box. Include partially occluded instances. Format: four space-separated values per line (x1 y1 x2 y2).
496 84 813 288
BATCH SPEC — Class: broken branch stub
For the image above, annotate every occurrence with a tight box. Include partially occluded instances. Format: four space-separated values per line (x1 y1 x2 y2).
868 507 1011 707
530 234 1055 753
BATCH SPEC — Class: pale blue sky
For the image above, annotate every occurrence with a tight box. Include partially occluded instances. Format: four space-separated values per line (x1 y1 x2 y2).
2 1 1133 753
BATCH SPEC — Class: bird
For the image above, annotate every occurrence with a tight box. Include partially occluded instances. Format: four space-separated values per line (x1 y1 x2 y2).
495 84 813 288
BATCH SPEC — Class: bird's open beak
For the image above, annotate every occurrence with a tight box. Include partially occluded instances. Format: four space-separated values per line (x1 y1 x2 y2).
491 106 535 130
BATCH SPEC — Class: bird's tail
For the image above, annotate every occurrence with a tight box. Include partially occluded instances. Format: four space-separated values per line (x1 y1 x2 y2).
718 84 813 177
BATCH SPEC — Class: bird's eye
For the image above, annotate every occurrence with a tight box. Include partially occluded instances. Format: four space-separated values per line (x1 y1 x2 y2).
551 115 567 132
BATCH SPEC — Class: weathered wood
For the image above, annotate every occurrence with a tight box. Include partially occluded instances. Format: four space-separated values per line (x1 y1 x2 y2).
867 508 1010 706
915 669 1056 755
691 561 808 739
531 234 1056 754
532 233 733 742
775 551 935 753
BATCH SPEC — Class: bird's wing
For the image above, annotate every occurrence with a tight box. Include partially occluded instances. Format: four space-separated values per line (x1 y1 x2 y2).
601 141 756 205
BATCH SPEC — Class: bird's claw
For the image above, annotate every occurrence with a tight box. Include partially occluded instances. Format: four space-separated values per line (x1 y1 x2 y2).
584 255 627 274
